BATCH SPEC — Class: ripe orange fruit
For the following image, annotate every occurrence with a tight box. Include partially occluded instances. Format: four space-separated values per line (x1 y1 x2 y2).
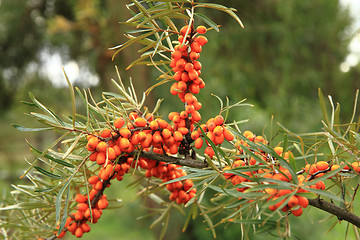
297 195 309 208
162 129 172 139
177 80 187 91
204 146 215 158
191 42 202 53
189 52 199 60
316 161 329 171
100 128 112 138
171 50 182 60
173 131 183 142
180 25 190 36
291 207 303 217
86 137 99 151
194 138 203 149
77 203 88 212
196 25 207 34
195 35 208 46
119 128 131 138
75 227 84 238
96 152 106 165
88 176 99 185
80 223 91 233
135 117 147 127
223 128 234 141
287 195 299 208
75 194 87 203
96 141 107 152
114 117 125 129
67 222 77 233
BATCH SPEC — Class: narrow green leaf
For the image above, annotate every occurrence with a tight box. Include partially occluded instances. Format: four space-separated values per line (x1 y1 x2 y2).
111 30 157 60
29 92 65 126
26 139 75 168
195 3 244 28
137 8 186 29
33 166 63 179
62 67 76 128
194 13 219 32
12 124 54 132
55 178 72 225
318 88 330 126
198 203 216 238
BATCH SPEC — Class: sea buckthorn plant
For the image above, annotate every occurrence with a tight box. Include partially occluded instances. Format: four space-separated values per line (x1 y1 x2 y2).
2 1 360 239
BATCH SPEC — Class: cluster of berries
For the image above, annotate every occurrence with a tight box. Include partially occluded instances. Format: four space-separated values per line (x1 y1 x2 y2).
170 25 207 99
137 158 196 204
222 130 311 216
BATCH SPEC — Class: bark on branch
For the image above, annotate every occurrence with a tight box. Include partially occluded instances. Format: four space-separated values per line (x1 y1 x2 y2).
135 150 209 168
308 198 360 228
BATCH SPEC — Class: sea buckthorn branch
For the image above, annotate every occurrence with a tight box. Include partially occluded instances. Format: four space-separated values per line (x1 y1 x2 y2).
308 198 360 228
135 150 208 168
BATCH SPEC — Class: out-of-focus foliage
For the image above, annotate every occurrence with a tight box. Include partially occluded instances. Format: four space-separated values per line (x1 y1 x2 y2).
191 0 358 133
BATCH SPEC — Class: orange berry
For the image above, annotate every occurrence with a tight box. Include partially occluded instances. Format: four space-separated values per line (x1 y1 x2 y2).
195 35 208 46
191 130 200 140
297 195 309 208
180 25 190 36
273 146 283 156
214 115 224 126
172 50 182 60
184 63 194 72
138 131 147 142
97 198 109 209
204 146 215 158
96 141 107 152
119 138 131 151
100 128 112 138
189 83 200 94
196 25 207 34
119 128 131 138
88 176 99 185
180 111 188 119
158 119 169 129
194 138 203 149
173 131 183 142
96 152 106 165
243 130 254 141
291 207 303 217
67 222 77 233
287 195 299 208
75 194 87 203
189 52 199 61
223 128 234 141
177 80 187 91
162 129 172 139
178 127 189 135
213 126 223 137
94 181 103 191
80 223 91 233
191 111 201 122
77 203 88 212
168 112 178 121
73 210 83 221
86 137 99 151
114 117 125 129
316 161 329 171
352 162 360 172
135 117 147 127
191 42 202 53
75 227 84 238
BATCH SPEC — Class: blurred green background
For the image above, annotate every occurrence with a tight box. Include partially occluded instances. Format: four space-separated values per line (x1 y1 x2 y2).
1 0 360 239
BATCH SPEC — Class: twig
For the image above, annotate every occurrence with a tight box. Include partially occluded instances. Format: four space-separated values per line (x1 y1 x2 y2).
308 198 360 228
136 150 208 168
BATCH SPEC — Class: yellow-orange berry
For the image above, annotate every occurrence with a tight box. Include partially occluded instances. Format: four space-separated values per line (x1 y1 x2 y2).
114 117 125 129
